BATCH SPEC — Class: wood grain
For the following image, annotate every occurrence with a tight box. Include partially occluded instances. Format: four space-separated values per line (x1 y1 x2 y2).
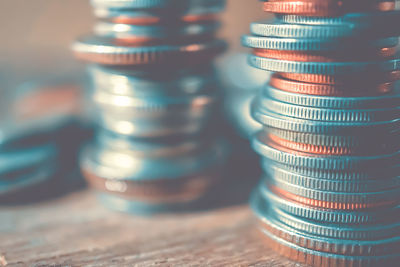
0 190 306 267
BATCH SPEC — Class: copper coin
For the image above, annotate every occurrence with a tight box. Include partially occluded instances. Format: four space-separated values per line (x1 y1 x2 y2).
279 70 400 85
181 14 218 23
263 0 395 16
268 133 357 155
266 137 365 159
258 226 399 267
113 36 157 46
264 0 344 16
73 36 226 65
257 216 400 256
270 185 396 210
253 47 397 62
262 128 399 155
113 35 217 47
110 14 218 25
270 73 395 96
83 167 221 203
111 16 160 25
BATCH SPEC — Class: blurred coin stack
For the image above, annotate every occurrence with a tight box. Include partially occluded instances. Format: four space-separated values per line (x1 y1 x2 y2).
73 0 227 214
0 77 87 203
242 0 400 266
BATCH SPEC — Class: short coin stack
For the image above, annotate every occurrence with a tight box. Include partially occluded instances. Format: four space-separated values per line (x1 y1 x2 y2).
0 78 86 202
242 1 400 266
73 0 227 214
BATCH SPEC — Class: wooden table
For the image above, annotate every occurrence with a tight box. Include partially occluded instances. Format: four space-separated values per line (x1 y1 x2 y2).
0 187 306 266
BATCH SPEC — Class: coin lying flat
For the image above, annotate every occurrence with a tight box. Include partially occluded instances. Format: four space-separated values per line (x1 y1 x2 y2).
81 139 227 212
262 0 396 16
269 73 396 96
94 21 220 45
73 36 226 65
242 34 399 51
264 163 400 193
91 0 226 10
264 84 400 108
256 186 400 224
93 0 225 24
279 70 400 85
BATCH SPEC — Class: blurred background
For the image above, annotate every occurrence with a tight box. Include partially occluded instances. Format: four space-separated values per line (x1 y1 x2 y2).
0 1 273 204
0 1 266 84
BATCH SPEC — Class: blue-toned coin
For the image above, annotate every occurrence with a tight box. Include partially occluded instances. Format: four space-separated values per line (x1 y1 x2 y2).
73 35 226 65
241 35 398 51
0 163 57 197
276 11 400 27
250 19 360 39
91 0 226 9
81 139 227 181
0 143 56 177
252 132 400 170
88 63 217 97
97 191 203 215
93 21 220 43
251 100 400 134
253 186 400 224
248 54 400 75
93 0 226 22
264 163 400 193
255 97 400 123
263 84 400 109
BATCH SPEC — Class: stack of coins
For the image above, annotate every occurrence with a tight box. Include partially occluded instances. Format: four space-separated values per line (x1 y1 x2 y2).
0 77 87 202
243 1 400 265
73 0 227 214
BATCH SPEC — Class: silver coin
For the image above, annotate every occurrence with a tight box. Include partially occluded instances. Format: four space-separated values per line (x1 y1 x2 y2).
81 139 227 181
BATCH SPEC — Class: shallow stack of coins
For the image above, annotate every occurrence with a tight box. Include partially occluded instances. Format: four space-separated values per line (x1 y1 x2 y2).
0 77 87 202
242 0 400 266
73 0 227 214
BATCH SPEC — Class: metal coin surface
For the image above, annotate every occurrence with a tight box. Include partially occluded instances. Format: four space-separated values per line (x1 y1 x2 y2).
94 21 220 45
255 186 400 224
73 36 226 65
263 0 396 16
269 73 396 96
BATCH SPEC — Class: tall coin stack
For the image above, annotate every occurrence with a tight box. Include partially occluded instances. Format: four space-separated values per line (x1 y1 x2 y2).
242 1 400 266
73 0 227 214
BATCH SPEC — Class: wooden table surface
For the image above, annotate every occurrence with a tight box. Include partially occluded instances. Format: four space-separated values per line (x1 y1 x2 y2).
0 187 307 267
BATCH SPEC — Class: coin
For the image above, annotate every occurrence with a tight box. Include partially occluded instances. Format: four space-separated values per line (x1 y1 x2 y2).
253 191 400 253
248 54 400 75
263 129 400 155
279 70 400 85
81 139 227 212
75 0 227 213
255 186 400 224
252 47 398 61
0 164 57 197
93 21 220 45
73 36 226 65
263 0 396 16
242 35 399 51
264 163 400 193
266 180 400 210
250 19 358 39
93 0 225 24
269 73 395 96
83 164 222 202
263 84 400 108
269 205 400 241
244 3 400 260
